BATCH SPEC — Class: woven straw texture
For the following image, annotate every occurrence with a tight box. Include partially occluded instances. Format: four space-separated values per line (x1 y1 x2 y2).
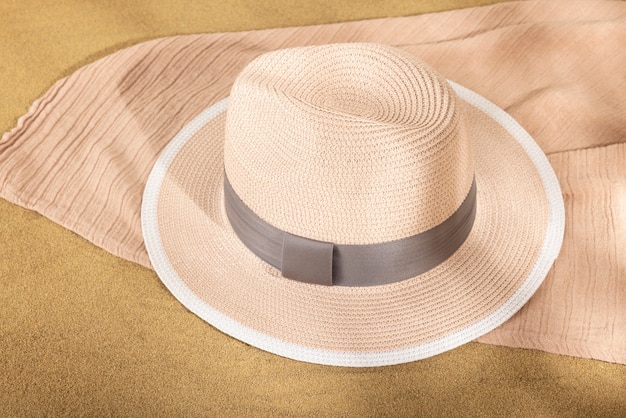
225 44 473 244
142 44 563 365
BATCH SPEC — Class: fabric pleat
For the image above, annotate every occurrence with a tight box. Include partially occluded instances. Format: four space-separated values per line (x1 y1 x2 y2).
1 0 624 363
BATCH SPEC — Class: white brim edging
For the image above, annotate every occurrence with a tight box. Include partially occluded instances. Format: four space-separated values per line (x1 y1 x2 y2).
141 83 565 367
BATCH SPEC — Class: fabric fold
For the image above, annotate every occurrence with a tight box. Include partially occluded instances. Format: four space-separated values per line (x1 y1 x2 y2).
1 0 624 363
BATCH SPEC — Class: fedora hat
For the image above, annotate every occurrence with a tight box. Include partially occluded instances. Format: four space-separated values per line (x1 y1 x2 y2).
141 43 564 367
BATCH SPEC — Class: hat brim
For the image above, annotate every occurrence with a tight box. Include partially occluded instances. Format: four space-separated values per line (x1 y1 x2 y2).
141 81 564 367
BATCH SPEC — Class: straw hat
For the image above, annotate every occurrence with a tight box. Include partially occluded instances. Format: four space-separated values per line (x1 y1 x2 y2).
141 43 564 366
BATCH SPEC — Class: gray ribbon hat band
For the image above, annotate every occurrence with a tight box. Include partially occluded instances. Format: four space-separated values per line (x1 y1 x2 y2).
224 175 477 287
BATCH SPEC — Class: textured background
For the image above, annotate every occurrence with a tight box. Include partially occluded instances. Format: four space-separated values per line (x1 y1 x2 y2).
1 1 625 416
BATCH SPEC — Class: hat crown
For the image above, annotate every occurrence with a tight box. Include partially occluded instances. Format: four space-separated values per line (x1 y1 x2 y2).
224 43 474 245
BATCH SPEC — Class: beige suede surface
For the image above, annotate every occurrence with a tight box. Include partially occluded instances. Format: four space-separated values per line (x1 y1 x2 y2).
1 1 625 416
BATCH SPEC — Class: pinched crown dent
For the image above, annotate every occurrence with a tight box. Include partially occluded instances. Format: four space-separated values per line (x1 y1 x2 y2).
223 43 474 245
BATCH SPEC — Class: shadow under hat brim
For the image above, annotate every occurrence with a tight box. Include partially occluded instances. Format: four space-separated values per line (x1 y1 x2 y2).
141 81 564 367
